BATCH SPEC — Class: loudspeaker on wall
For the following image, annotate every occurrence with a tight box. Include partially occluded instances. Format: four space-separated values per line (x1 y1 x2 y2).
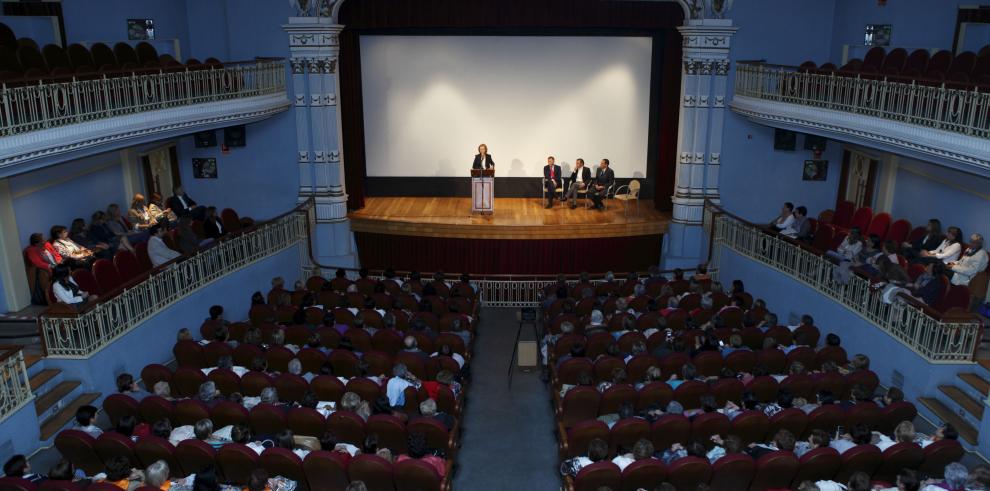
224 125 246 147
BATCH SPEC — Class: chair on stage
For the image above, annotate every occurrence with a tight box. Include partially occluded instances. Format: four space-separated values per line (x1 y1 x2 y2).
613 180 640 215
543 178 564 207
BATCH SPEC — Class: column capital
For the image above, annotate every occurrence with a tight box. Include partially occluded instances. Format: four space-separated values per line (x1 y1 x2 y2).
283 18 344 49
677 21 738 53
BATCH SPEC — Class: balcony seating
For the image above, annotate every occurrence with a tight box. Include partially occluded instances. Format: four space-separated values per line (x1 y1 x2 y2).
798 45 990 91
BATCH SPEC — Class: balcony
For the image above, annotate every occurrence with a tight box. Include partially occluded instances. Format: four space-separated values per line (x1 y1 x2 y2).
730 62 990 177
0 59 290 177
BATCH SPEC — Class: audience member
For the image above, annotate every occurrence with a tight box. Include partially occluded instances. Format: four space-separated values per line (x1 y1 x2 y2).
147 224 181 267
948 233 987 286
52 264 97 307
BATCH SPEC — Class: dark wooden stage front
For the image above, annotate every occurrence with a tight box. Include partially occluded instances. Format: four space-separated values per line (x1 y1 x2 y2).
348 198 670 275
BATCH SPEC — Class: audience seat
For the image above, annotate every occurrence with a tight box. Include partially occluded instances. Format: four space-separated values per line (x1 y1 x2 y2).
211 401 249 428
0 478 37 491
70 268 100 297
135 242 153 271
833 444 882 482
865 212 891 239
92 259 124 295
113 250 144 282
791 447 842 486
751 451 800 490
216 444 260 485
571 461 621 491
666 456 711 491
347 454 395 491
650 415 691 452
93 432 138 468
620 459 668 491
259 448 307 488
137 396 173 425
134 437 179 475
302 452 350 491
175 439 216 478
102 394 139 426
874 442 924 483
884 219 912 244
174 399 211 426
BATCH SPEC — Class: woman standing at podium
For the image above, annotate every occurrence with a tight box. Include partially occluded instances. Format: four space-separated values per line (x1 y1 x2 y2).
472 143 495 169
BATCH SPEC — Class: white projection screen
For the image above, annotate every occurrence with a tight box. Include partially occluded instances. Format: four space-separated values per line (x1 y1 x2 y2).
360 35 652 179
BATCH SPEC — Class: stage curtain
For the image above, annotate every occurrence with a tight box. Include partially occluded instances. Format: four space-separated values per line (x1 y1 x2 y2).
354 232 663 275
338 0 684 212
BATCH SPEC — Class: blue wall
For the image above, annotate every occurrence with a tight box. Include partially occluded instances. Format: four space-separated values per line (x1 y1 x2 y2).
60 0 190 56
8 152 126 249
890 158 990 242
0 400 42 467
0 15 58 47
44 243 303 398
830 0 970 62
721 0 842 223
174 113 299 221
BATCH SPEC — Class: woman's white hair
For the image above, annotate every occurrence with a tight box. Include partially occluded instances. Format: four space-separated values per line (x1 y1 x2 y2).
145 460 169 487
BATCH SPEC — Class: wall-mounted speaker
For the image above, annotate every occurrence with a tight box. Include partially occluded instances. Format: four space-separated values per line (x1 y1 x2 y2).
804 134 827 151
773 129 796 151
224 125 246 147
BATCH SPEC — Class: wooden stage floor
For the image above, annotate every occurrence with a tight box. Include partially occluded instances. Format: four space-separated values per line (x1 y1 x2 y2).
348 197 671 239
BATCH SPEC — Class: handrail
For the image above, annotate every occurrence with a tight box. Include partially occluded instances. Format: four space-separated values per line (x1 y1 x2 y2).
38 199 314 358
0 59 287 137
733 61 990 139
704 199 983 363
0 347 34 423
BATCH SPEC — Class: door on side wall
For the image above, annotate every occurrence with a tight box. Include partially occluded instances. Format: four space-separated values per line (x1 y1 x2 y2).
141 146 180 200
836 149 879 210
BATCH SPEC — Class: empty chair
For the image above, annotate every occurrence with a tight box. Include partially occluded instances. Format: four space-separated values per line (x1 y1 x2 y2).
70 269 99 297
175 440 216 478
113 250 143 282
216 444 259 485
874 442 923 483
103 393 139 426
730 411 770 445
791 447 842 486
173 399 210 426
302 451 350 491
863 46 886 70
210 401 249 429
847 207 873 233
249 404 288 436
347 454 394 491
15 44 47 73
94 432 138 468
926 50 953 78
833 444 882 482
620 459 668 491
812 224 835 252
259 448 307 487
112 42 139 68
221 208 242 233
949 50 977 77
666 456 711 491
564 421 610 459
66 43 95 70
650 414 691 452
92 259 124 295
885 219 912 244
135 42 159 65
134 242 153 271
866 212 891 239
749 451 799 490
41 44 71 70
919 439 965 478
904 48 930 75
133 436 178 472
570 462 621 491
137 396 173 425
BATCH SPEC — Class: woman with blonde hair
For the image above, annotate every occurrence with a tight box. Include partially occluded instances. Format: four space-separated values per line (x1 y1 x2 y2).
471 143 494 169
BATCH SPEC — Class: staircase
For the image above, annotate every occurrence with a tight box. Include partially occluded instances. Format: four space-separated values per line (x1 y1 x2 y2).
918 359 990 447
24 352 100 441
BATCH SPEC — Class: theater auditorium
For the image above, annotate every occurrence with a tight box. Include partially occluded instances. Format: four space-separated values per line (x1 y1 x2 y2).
0 0 988 490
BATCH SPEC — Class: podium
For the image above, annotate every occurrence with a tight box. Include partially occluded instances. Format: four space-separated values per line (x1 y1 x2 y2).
471 168 494 214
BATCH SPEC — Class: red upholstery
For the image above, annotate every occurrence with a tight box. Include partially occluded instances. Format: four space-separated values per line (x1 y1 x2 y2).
220 208 242 233
368 414 409 455
834 444 882 482
134 436 178 474
137 396 173 425
249 403 288 436
572 461 621 491
210 401 249 429
259 448 307 486
937 284 971 312
560 386 601 429
112 249 143 282
708 453 754 491
620 459 668 491
767 408 808 441
791 447 842 486
302 451 350 491
94 432 137 468
667 456 712 491
884 219 912 244
171 367 207 398
134 242 153 271
848 207 873 233
750 450 799 490
0 478 38 491
730 410 770 445
70 268 100 297
608 418 650 456
103 393 139 426
175 439 216 478
217 444 260 485
173 399 210 426
92 259 123 295
636 381 673 411
650 414 691 452
347 454 394 491
328 410 368 446
805 404 844 438
833 201 855 228
874 442 924 483
600 384 637 415
866 212 891 239
690 412 730 447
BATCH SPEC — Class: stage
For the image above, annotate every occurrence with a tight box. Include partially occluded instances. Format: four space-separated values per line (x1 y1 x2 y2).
349 197 670 239
348 197 670 274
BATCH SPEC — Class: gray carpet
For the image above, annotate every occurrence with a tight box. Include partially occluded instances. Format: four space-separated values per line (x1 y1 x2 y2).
452 307 561 490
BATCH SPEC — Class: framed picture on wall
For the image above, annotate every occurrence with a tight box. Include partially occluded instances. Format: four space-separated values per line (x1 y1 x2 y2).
127 19 155 40
803 159 828 181
192 158 218 179
774 129 796 151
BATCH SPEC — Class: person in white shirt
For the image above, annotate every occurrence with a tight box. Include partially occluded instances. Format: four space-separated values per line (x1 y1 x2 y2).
874 421 916 451
560 438 609 477
564 158 592 209
826 227 864 262
52 264 97 307
770 202 795 231
147 224 182 267
948 233 988 286
74 405 102 439
612 439 655 471
918 226 963 265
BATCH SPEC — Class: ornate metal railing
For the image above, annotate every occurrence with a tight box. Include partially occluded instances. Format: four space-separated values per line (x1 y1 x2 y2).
40 199 313 359
1 59 286 137
0 348 34 422
734 61 990 138
704 201 982 363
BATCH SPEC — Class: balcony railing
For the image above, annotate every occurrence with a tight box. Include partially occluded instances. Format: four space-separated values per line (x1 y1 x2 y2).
703 201 983 363
0 347 34 423
734 61 990 139
1 59 286 137
39 199 314 359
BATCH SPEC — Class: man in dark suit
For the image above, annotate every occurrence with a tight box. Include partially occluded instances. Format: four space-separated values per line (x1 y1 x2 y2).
543 156 562 209
590 159 614 210
472 143 495 169
166 186 205 220
564 158 592 209
203 206 225 239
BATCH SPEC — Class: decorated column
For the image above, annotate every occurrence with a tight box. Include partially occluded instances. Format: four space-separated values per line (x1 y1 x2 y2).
662 14 736 269
284 5 357 267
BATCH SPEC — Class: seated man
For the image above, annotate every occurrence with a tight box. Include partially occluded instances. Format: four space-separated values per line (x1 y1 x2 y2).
75 405 102 438
780 205 811 240
564 158 592 209
116 373 152 401
590 159 614 211
2 454 45 483
948 233 987 286
147 225 181 267
166 185 206 220
543 156 562 209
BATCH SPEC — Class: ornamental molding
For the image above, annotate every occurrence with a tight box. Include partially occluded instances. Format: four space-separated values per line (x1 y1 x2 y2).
714 60 730 76
288 32 339 48
730 95 990 177
0 94 291 178
289 57 337 75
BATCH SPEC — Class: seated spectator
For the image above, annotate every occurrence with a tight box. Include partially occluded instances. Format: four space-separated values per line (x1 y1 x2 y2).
876 420 916 451
203 206 226 239
46 460 85 486
917 226 963 265
89 211 135 254
69 218 112 259
612 438 655 470
417 398 454 430
876 386 903 408
748 429 796 459
147 224 181 267
52 264 98 307
770 202 795 232
3 454 44 483
909 261 946 306
831 423 871 453
795 429 831 457
890 468 920 491
705 434 743 463
386 364 421 408
560 438 609 477
144 460 170 491
106 203 148 243
761 388 794 417
876 255 911 286
818 333 841 352
920 423 959 448
50 225 96 268
924 462 970 491
449 317 472 345
198 381 223 408
116 373 151 401
101 456 140 490
287 358 314 382
167 185 206 220
948 233 987 286
25 232 60 273
397 432 446 478
402 336 425 357
661 440 707 464
75 405 102 438
781 205 812 240
902 218 943 259
826 227 864 263
147 193 176 225
152 381 174 401
128 194 155 230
